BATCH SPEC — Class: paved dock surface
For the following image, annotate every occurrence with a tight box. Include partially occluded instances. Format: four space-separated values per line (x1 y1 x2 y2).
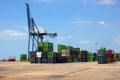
0 62 120 80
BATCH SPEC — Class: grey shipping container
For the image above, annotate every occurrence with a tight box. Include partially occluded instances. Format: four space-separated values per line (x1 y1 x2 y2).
98 50 106 57
48 58 56 63
30 51 36 63
35 58 41 63
41 58 48 63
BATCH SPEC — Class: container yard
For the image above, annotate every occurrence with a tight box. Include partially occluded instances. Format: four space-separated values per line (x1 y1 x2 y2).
1 1 120 80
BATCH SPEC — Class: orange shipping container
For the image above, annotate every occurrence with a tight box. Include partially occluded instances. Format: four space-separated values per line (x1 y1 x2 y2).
78 54 82 58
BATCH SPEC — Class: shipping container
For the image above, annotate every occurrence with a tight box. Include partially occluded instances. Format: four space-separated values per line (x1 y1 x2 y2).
93 53 97 61
65 46 73 50
35 58 41 63
73 48 80 52
98 56 106 64
41 52 47 58
48 58 56 63
81 51 88 62
106 50 114 63
20 54 27 62
98 50 106 57
62 49 71 57
41 57 48 63
30 51 36 63
100 47 106 51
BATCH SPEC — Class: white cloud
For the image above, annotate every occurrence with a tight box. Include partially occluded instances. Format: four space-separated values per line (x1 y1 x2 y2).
67 35 72 39
0 30 26 39
78 40 96 44
113 36 120 44
35 0 54 2
56 35 73 40
57 36 65 40
96 0 117 5
71 18 91 25
83 0 88 3
97 21 110 26
24 27 28 31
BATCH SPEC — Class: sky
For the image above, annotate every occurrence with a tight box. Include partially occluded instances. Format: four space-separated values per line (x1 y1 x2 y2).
0 0 120 60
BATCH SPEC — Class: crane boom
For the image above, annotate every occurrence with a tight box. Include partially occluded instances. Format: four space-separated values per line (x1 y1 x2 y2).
26 3 31 59
25 3 57 59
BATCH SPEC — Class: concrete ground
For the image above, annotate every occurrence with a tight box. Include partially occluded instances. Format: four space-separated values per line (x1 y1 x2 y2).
0 61 120 80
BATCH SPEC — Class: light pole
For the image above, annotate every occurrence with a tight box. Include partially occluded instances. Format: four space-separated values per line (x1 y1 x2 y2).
96 42 97 52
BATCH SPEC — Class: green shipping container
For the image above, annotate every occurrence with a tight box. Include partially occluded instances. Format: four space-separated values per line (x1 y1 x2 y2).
58 49 62 54
73 48 80 52
88 56 93 62
58 44 66 50
67 56 73 62
43 42 53 47
48 52 55 58
38 42 43 47
100 47 106 51
65 46 73 50
38 42 53 48
20 54 27 62
114 53 118 61
43 47 53 52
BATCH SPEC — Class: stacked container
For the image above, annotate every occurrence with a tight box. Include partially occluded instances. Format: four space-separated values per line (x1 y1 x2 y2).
114 53 118 61
30 51 36 63
93 53 97 61
106 50 114 63
38 42 53 52
118 53 120 61
73 48 80 62
47 52 56 63
61 49 73 62
38 42 43 51
41 52 48 63
43 42 53 52
78 52 82 62
35 52 42 63
20 54 27 62
81 51 88 62
88 52 93 62
98 49 106 64
58 44 66 54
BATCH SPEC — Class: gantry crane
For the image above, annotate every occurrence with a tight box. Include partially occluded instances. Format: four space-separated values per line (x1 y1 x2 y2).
26 3 57 59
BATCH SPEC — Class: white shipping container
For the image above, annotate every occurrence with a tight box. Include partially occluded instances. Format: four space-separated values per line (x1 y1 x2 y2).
62 53 66 56
62 49 70 56
36 52 42 58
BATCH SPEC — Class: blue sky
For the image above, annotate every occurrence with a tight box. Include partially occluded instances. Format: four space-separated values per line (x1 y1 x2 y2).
0 0 120 60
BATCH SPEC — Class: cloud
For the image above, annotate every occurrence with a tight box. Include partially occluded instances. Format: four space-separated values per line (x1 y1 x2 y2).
67 35 72 39
78 40 96 44
97 21 110 26
0 30 26 39
24 27 28 31
57 36 65 40
83 0 88 3
35 0 54 2
96 0 117 5
56 35 73 40
113 36 120 44
71 18 91 25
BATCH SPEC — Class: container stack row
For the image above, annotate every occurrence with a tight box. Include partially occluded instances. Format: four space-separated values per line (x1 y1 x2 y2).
26 42 120 64
28 42 99 63
98 47 116 64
